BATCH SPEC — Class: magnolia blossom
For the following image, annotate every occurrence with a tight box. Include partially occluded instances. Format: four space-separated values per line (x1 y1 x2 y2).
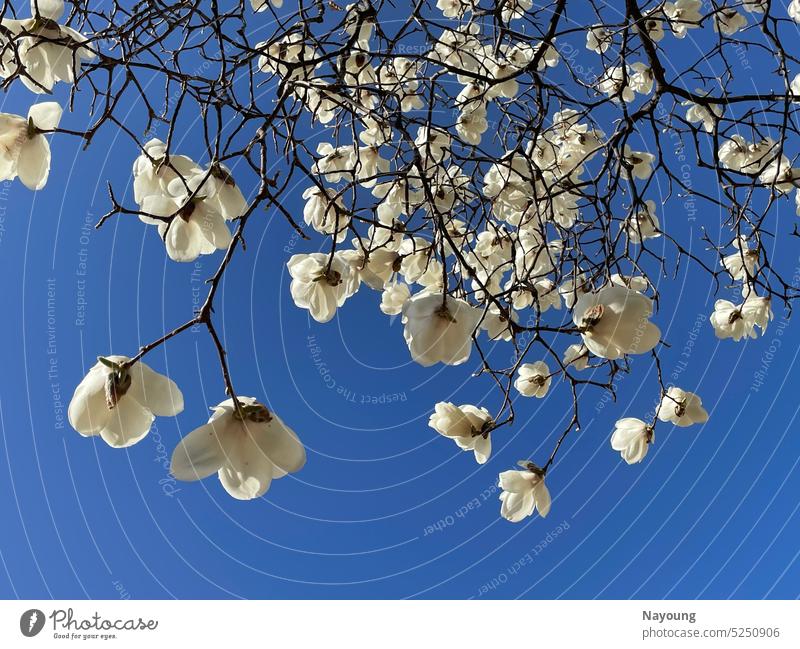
514 361 551 398
482 306 517 342
586 25 612 53
791 0 800 23
623 146 655 180
140 174 232 263
573 286 660 360
684 97 722 133
563 343 590 370
498 465 551 522
171 397 305 500
611 418 653 464
664 0 702 38
206 163 247 220
402 293 481 366
429 402 492 464
0 0 96 94
132 138 200 205
302 186 350 241
288 252 360 323
250 0 282 11
0 102 61 190
713 8 747 35
68 356 183 448
623 200 661 243
380 282 410 315
436 0 473 19
657 387 709 427
710 295 772 341
609 274 649 292
598 66 635 103
722 236 758 280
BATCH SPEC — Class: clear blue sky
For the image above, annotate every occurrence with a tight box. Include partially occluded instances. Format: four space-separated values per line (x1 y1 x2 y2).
1 5 800 600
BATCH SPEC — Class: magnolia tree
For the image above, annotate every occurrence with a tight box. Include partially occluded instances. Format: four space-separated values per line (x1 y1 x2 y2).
5 0 800 520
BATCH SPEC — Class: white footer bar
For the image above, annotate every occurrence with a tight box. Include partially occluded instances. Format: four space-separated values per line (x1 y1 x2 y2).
0 600 797 647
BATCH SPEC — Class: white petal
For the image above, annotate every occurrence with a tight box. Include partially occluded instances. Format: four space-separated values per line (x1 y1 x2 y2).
171 422 226 481
31 0 65 21
165 217 204 262
473 435 491 464
218 427 275 500
28 102 62 130
99 396 155 448
533 482 551 517
127 361 184 417
256 413 306 474
67 367 110 435
500 490 534 522
16 136 50 190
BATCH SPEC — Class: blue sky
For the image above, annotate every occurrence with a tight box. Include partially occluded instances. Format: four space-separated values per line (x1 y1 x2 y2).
1 4 800 600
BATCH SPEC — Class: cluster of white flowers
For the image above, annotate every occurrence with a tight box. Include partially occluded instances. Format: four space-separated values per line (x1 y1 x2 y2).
610 387 707 465
131 139 247 262
0 0 95 93
6 0 794 522
68 357 305 500
0 0 99 191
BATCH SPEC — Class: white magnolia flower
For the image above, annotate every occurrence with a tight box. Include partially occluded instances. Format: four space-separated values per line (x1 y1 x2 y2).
132 138 201 206
563 343 590 370
250 0 282 11
637 12 666 41
256 32 317 80
710 299 749 341
623 145 655 180
684 97 722 133
140 174 232 263
429 402 492 464
573 286 661 360
514 361 551 398
714 8 747 35
758 154 800 193
436 0 473 19
347 241 398 290
288 252 360 323
171 397 305 501
68 356 183 448
498 465 551 522
401 292 481 366
302 186 350 241
718 135 749 170
0 101 61 190
499 0 533 22
623 200 661 243
598 65 635 103
664 0 702 38
313 142 356 183
611 417 653 464
741 294 772 332
657 387 709 427
744 0 768 12
609 274 649 292
586 25 612 53
721 236 758 280
206 163 247 220
791 0 800 23
0 0 96 94
481 306 517 342
380 282 410 315
710 295 771 341
559 274 588 309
